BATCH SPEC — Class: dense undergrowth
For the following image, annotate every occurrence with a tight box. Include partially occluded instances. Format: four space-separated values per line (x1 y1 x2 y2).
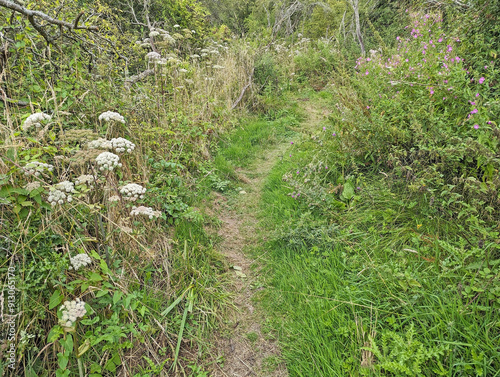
1 0 499 376
257 7 500 377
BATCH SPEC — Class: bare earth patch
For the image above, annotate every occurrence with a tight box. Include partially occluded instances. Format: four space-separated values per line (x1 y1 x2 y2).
210 144 289 377
210 98 331 376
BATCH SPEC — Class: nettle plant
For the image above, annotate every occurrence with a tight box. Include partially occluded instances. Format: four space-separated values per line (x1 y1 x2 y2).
2 109 163 375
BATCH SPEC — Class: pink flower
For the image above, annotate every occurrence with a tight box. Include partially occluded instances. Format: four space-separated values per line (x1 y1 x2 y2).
367 106 370 109
475 93 479 97
365 71 369 75
479 77 485 84
471 109 478 114
473 124 479 129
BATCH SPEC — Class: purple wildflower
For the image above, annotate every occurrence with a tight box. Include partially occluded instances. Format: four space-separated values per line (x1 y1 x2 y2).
479 77 485 84
473 124 479 129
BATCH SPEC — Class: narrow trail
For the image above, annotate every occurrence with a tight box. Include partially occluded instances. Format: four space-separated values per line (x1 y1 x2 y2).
210 97 331 377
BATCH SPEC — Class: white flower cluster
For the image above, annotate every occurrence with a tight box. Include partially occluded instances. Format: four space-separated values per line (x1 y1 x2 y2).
24 181 41 192
69 253 92 271
98 111 125 123
23 112 51 130
149 30 160 38
120 183 146 201
110 137 135 153
48 188 73 206
87 138 112 150
146 52 162 61
130 206 161 219
96 152 121 171
56 180 75 193
23 161 54 176
59 299 86 328
75 174 94 187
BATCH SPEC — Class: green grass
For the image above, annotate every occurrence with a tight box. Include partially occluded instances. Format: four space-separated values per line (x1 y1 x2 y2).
255 97 500 377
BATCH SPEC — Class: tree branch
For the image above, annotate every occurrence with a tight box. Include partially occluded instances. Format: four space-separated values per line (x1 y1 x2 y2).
0 0 99 32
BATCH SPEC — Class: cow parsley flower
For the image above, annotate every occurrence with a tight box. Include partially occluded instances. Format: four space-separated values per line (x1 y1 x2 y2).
87 138 112 150
23 112 51 130
75 174 95 187
69 253 92 271
130 206 161 219
120 183 146 201
56 181 75 194
23 161 54 177
24 181 41 192
110 137 135 153
149 30 160 38
163 34 176 44
96 152 121 171
98 111 125 123
48 188 72 206
59 298 86 328
146 52 162 61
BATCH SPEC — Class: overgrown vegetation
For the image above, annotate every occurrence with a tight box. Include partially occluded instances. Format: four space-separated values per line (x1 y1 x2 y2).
1 0 498 376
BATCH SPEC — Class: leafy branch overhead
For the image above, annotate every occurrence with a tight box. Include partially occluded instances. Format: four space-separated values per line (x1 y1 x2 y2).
0 0 98 45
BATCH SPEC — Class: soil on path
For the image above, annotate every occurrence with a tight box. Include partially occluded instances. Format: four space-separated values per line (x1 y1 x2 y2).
210 142 289 377
209 97 331 376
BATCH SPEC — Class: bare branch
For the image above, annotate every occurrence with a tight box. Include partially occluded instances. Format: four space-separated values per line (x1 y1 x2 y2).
0 0 99 33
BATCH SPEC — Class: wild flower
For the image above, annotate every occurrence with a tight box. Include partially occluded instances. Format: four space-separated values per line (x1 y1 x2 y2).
24 181 41 192
110 137 135 153
48 189 72 206
23 161 54 176
69 253 92 271
173 24 180 28
163 34 176 44
108 195 120 202
145 52 162 62
59 299 86 328
22 112 51 130
119 183 146 201
474 124 479 129
130 206 161 219
75 174 95 187
478 77 485 84
190 54 200 59
149 30 160 38
88 138 112 150
178 68 188 73
98 111 125 123
96 152 122 171
212 65 224 69
56 181 75 194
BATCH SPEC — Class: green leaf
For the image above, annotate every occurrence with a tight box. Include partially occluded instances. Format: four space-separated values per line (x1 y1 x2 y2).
113 291 123 305
49 290 63 310
88 272 103 282
77 339 91 357
340 181 355 202
62 334 73 353
57 353 69 370
48 326 64 342
96 289 109 298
